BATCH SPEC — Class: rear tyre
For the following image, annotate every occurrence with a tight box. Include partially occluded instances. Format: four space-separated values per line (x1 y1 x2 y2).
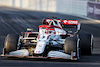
4 34 19 53
79 33 93 55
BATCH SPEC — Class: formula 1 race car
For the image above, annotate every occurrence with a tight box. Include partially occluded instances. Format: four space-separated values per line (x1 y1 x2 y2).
1 17 93 61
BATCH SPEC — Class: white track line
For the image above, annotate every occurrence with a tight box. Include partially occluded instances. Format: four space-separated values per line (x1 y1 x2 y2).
16 16 37 31
0 16 19 34
16 17 32 27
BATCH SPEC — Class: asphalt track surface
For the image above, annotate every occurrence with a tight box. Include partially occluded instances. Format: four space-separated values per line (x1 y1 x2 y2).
0 6 100 67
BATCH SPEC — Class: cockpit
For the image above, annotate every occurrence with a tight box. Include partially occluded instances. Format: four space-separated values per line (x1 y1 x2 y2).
45 28 56 34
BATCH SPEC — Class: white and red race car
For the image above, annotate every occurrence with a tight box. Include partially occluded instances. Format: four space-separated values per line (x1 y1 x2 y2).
1 17 93 60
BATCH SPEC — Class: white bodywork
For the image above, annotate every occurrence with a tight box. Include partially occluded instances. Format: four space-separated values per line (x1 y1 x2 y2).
48 51 71 59
9 49 29 56
34 20 66 54
34 41 47 54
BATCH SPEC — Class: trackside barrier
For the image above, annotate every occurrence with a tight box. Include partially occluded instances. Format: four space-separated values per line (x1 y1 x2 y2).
87 1 100 20
0 0 88 16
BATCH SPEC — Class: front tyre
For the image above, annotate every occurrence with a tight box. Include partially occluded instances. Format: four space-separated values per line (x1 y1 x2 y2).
64 37 77 54
4 34 19 54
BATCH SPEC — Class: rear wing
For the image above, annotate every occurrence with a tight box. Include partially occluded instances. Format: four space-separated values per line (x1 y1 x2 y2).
61 20 81 31
61 20 78 25
42 18 79 25
42 18 81 32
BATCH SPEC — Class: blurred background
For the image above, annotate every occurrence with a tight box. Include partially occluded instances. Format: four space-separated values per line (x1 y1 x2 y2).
0 0 100 67
0 0 100 19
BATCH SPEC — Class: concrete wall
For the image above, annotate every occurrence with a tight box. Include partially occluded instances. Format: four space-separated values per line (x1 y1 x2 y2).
0 0 12 6
0 0 88 16
56 0 87 16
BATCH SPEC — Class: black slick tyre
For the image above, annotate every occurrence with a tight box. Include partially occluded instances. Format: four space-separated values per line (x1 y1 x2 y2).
64 37 77 54
4 34 19 53
79 33 93 55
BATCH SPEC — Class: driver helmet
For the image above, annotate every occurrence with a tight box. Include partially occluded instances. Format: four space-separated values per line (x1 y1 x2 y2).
46 28 55 34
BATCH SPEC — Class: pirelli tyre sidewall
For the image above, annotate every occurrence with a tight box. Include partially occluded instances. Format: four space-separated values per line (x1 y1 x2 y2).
4 34 19 53
79 33 93 55
64 36 78 54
